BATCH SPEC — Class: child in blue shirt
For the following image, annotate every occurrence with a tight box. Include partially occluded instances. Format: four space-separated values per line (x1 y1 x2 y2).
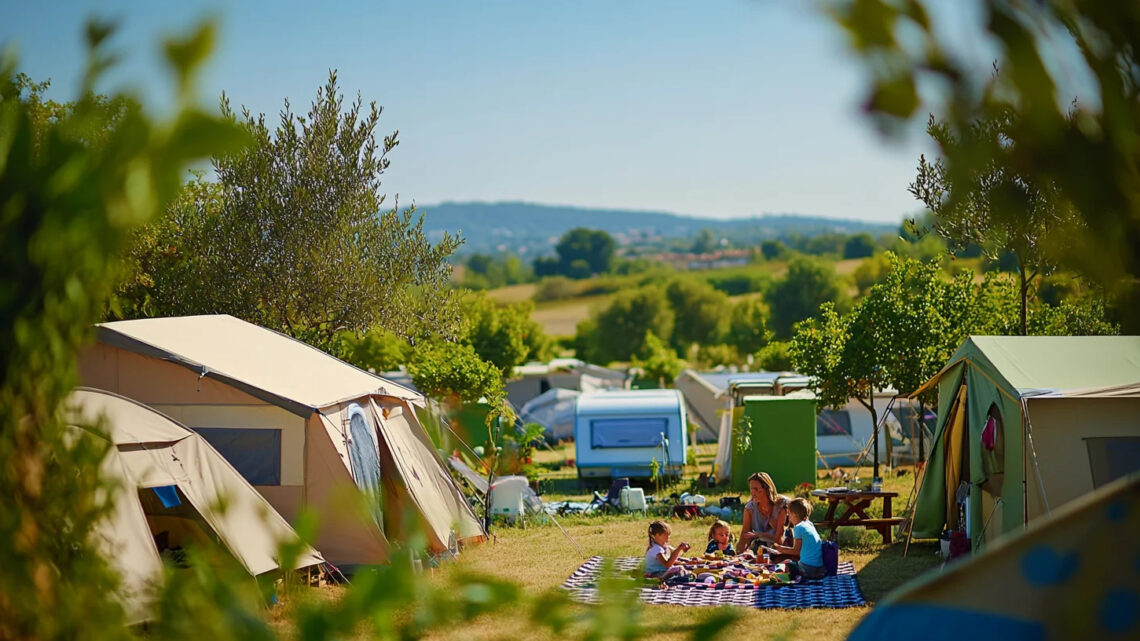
771 497 825 579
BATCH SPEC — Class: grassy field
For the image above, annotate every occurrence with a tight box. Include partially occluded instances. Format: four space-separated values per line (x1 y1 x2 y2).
487 259 868 338
273 443 940 641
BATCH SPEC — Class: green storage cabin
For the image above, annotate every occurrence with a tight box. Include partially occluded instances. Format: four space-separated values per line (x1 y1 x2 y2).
730 395 817 491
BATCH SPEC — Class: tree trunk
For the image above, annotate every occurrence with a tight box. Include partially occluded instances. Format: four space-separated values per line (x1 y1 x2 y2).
1018 259 1028 336
858 393 880 483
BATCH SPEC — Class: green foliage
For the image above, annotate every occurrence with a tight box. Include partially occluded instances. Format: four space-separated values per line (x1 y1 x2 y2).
539 227 616 279
734 411 753 454
0 21 245 639
703 270 770 296
768 256 846 339
533 275 577 301
726 298 773 354
500 422 548 471
909 108 1081 334
664 278 731 352
406 341 504 407
462 294 551 375
690 228 718 254
843 233 877 259
2 21 742 641
853 253 890 296
589 286 674 362
887 233 947 263
118 70 462 351
333 327 408 373
760 239 788 260
611 256 660 276
633 332 684 386
827 0 1140 331
755 340 793 371
461 252 532 290
694 343 742 369
849 253 979 400
792 253 1119 410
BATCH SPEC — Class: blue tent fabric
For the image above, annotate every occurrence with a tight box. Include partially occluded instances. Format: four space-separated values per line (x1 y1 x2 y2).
152 485 181 508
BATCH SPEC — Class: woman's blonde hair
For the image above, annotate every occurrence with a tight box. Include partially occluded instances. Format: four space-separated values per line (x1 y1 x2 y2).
706 519 733 542
747 471 779 504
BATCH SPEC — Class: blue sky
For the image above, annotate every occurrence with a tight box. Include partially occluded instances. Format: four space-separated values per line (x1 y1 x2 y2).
2 1 995 223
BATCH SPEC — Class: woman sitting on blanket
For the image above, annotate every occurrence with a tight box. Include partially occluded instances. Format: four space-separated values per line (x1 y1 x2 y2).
738 471 790 554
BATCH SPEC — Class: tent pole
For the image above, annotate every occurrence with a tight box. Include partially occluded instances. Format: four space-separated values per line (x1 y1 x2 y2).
918 399 926 463
1020 398 1051 518
547 510 588 559
1026 399 1035 529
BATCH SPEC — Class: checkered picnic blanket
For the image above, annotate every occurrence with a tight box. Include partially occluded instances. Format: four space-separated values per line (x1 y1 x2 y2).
561 556 867 609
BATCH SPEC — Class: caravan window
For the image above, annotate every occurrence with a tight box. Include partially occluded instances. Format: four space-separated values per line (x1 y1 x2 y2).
591 418 667 448
1086 437 1140 488
816 410 852 436
195 428 281 485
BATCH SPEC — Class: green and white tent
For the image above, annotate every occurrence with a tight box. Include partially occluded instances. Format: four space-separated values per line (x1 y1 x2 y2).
909 336 1140 548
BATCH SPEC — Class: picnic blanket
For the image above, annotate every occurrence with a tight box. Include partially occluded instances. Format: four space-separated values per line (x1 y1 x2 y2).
561 556 867 609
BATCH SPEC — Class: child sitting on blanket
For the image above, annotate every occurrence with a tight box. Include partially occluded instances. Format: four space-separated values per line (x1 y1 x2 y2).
770 498 826 580
645 520 690 578
705 519 736 555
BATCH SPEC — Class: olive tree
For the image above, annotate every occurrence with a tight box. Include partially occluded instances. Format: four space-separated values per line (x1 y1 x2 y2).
119 71 462 351
909 108 1081 335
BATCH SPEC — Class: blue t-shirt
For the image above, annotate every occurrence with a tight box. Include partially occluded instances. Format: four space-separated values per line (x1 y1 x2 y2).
793 521 823 567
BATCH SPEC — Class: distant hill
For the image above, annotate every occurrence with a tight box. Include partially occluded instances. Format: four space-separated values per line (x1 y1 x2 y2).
417 201 898 255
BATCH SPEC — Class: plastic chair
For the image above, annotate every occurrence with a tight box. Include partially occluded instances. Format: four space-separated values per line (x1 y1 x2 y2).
587 477 631 513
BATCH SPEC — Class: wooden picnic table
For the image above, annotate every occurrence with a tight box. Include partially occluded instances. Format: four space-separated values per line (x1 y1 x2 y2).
810 489 902 544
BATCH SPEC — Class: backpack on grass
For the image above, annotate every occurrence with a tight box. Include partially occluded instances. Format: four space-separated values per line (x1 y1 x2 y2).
821 540 839 576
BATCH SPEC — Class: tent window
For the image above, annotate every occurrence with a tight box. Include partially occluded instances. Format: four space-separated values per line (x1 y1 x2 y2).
194 427 281 485
591 418 667 448
816 410 852 436
1086 437 1140 488
891 404 935 442
980 405 1005 478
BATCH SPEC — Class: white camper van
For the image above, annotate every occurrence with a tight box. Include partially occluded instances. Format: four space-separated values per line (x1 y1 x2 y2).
574 389 688 482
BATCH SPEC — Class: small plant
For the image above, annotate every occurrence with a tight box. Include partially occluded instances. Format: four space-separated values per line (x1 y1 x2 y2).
734 412 753 454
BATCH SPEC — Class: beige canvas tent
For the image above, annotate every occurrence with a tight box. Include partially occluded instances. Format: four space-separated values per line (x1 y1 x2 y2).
910 335 1140 549
69 387 324 624
78 315 484 569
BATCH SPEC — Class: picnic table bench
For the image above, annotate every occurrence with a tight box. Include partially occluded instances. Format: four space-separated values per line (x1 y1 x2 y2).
811 489 903 544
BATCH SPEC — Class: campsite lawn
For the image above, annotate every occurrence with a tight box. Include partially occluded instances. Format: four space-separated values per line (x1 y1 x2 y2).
274 444 940 641
414 452 938 641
